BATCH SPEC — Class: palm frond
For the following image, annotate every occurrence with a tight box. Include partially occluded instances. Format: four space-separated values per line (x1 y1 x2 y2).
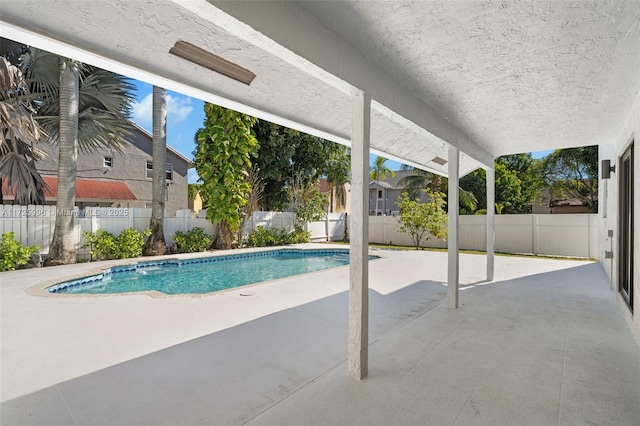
24 54 135 153
0 152 48 204
0 56 48 204
459 187 478 211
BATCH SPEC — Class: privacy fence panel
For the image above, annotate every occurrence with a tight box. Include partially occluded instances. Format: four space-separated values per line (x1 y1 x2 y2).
1 206 597 259
367 213 598 258
164 217 216 247
494 215 535 255
535 214 597 258
250 211 295 232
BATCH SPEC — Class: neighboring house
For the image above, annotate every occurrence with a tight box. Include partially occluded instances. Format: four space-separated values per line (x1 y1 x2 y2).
188 191 204 214
318 179 351 213
369 170 430 215
2 122 194 215
530 188 592 214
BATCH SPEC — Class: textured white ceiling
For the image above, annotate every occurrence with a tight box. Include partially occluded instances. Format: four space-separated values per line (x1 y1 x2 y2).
299 0 640 155
2 0 639 175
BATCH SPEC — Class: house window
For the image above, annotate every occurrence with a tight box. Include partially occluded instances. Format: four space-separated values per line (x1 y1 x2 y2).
378 190 383 199
146 161 174 181
103 156 113 168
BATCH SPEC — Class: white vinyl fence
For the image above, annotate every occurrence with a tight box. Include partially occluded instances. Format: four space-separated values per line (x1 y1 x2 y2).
0 206 346 259
1 205 596 259
0 205 215 259
369 214 598 258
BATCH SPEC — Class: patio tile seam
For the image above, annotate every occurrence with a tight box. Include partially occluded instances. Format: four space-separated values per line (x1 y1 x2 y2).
450 314 532 426
244 300 452 424
241 356 350 425
52 383 79 426
555 320 569 426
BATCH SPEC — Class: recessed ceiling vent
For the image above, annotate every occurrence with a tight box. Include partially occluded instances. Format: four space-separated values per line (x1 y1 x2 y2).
432 156 447 165
169 41 256 86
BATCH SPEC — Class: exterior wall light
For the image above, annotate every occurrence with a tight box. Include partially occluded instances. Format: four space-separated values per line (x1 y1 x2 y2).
169 41 256 86
601 159 615 179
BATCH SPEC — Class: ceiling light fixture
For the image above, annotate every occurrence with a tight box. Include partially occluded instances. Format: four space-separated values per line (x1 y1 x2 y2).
169 41 255 86
432 156 447 166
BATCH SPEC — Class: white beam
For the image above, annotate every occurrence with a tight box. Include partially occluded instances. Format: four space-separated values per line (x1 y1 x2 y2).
447 146 460 309
348 91 370 380
486 166 495 281
210 1 494 168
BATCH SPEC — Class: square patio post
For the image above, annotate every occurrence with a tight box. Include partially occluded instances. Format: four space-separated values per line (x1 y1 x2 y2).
448 145 460 309
486 166 495 281
348 90 370 379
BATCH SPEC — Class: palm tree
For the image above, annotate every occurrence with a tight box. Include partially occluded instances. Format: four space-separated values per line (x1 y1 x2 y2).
0 56 48 204
397 166 437 199
143 86 168 256
398 165 478 212
20 47 134 265
369 156 395 215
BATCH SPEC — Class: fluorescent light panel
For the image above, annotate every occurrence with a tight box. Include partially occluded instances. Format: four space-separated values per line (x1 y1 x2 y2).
169 41 255 86
432 156 447 165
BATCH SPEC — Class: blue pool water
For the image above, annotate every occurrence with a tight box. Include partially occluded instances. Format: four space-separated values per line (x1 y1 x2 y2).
48 249 375 295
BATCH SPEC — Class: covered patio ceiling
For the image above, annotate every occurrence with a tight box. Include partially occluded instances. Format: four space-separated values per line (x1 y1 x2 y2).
3 1 638 177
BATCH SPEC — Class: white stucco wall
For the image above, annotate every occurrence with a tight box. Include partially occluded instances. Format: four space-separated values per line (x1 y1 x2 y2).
599 87 640 339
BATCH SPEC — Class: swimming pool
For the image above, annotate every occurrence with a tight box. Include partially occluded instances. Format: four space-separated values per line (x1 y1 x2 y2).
48 248 376 295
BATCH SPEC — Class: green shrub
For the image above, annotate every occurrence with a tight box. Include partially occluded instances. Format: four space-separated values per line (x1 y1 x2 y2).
246 226 310 247
173 227 212 253
291 227 311 244
82 228 150 260
0 232 40 271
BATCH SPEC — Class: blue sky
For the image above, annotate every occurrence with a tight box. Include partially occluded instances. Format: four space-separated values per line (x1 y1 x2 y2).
129 80 553 182
130 81 205 183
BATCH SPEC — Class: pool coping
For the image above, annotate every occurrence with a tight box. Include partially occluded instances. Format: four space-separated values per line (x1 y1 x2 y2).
26 245 382 299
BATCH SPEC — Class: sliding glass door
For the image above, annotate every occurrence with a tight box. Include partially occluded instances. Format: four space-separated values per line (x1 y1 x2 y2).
619 143 634 311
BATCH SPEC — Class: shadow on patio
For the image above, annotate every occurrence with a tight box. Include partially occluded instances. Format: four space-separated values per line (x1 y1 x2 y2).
2 260 638 425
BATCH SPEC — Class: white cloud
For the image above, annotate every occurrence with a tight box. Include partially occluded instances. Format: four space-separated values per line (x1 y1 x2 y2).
132 94 153 127
167 95 194 124
132 93 194 127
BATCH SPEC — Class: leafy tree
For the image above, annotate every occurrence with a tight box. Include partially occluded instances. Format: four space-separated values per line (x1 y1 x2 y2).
398 166 477 213
195 104 258 249
252 120 349 211
496 154 542 213
16 46 134 265
396 188 448 249
540 146 598 212
325 145 350 212
237 167 263 246
143 86 168 256
0 54 48 205
252 120 296 210
290 173 328 229
370 156 395 216
459 154 542 214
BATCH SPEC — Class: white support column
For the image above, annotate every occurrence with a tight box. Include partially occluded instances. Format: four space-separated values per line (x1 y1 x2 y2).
486 166 495 281
348 90 370 380
448 146 460 309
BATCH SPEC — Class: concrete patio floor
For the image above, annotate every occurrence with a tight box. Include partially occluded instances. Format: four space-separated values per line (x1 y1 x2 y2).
1 245 639 425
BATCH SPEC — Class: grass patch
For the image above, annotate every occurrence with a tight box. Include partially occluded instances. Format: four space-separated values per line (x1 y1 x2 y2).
323 241 596 261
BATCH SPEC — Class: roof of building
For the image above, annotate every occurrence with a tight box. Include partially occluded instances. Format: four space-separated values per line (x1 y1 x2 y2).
130 121 195 168
2 177 137 201
369 169 425 190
